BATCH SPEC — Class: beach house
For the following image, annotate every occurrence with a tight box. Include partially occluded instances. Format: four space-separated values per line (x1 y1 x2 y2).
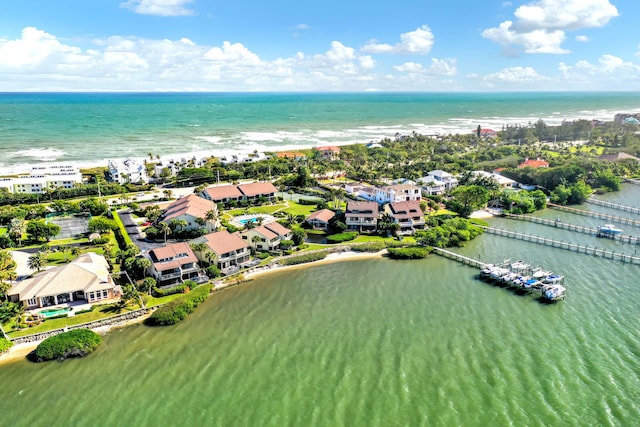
417 170 459 195
107 158 149 184
240 222 292 252
193 230 251 274
146 242 204 286
7 253 117 308
0 165 83 195
346 201 378 232
316 146 341 160
161 194 220 232
305 209 336 231
384 201 425 235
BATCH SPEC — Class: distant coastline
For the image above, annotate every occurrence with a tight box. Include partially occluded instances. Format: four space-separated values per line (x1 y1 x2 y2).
2 91 640 175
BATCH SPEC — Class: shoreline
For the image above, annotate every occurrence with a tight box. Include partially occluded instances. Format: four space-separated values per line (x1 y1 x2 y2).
0 311 151 366
0 250 383 366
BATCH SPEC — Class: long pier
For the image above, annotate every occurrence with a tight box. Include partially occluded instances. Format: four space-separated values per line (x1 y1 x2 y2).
547 203 640 227
479 226 640 265
587 197 640 215
431 247 489 269
501 213 640 244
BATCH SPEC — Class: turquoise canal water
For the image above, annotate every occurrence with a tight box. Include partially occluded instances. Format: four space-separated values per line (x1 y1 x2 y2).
1 186 640 426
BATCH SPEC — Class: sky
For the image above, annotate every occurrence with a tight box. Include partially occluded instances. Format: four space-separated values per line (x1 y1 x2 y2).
0 0 638 92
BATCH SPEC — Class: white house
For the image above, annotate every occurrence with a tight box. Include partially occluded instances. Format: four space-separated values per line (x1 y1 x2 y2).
240 222 292 251
417 170 458 195
107 158 148 184
0 165 83 195
472 170 517 189
359 184 421 204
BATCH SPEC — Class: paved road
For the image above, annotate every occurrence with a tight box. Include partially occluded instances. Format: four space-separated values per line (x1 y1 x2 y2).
118 209 165 253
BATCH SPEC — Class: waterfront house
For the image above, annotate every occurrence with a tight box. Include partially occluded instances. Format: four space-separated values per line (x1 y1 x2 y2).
316 146 341 160
417 170 459 195
194 230 251 274
240 222 292 252
306 209 336 231
384 201 425 235
346 201 378 232
8 253 117 308
107 158 149 184
0 165 83 195
237 182 278 202
359 184 422 204
161 194 220 232
200 184 243 204
146 242 203 286
472 171 517 189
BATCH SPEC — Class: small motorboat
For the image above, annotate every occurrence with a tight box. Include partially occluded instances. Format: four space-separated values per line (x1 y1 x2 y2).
598 224 623 236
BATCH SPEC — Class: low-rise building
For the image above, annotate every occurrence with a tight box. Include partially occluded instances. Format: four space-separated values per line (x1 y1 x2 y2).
237 182 278 202
417 170 459 195
8 253 117 308
472 170 517 189
346 201 378 232
107 158 148 184
316 146 341 160
146 242 203 286
0 165 83 195
200 184 243 204
161 194 219 232
518 158 550 168
306 209 336 231
240 222 292 251
194 230 251 273
384 201 425 235
359 184 422 204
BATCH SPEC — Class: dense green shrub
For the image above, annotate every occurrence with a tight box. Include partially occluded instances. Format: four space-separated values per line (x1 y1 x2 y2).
326 232 358 244
350 242 386 252
91 237 110 245
146 283 213 326
43 313 69 321
34 329 102 362
279 251 328 266
0 337 13 353
151 283 188 297
256 251 270 259
297 198 318 205
387 247 431 259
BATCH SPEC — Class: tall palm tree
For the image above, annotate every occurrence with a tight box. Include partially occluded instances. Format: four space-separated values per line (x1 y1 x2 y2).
190 242 207 258
157 222 171 243
204 209 218 231
204 250 217 267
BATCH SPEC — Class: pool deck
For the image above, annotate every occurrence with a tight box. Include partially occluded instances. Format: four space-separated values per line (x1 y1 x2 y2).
230 214 277 228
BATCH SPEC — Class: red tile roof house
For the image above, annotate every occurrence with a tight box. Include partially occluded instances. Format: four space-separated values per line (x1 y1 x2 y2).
306 208 336 231
146 242 204 287
518 158 550 168
237 182 278 202
383 201 425 235
193 230 251 275
200 184 243 204
161 194 220 232
316 145 341 160
240 222 292 252
346 201 379 233
475 128 498 138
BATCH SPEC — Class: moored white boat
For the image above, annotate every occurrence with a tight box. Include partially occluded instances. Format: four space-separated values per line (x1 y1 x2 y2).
598 224 623 235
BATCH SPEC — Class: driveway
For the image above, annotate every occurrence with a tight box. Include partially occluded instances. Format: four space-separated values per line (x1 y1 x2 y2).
118 209 166 253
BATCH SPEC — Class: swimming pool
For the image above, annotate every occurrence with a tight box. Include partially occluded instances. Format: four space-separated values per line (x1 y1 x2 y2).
231 214 276 228
39 307 72 318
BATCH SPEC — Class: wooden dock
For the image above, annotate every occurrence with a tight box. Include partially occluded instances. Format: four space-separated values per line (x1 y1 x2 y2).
431 248 565 301
587 197 640 215
479 226 640 265
501 213 640 244
547 203 640 227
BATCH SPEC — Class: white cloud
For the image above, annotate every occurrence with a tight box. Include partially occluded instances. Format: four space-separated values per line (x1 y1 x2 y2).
559 54 640 77
483 0 618 54
362 25 434 54
121 0 195 17
294 24 310 30
394 58 457 76
575 35 589 42
0 27 82 69
483 66 547 83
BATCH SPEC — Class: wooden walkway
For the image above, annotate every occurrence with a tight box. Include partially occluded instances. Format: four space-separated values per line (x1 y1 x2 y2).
501 213 640 244
479 226 640 265
587 197 640 215
431 247 489 269
547 203 640 227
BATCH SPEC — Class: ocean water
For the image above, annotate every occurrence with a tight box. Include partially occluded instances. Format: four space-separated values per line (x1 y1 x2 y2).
1 92 640 174
1 185 639 426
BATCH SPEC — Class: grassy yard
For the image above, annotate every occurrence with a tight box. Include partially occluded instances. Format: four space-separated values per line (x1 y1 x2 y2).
5 303 141 338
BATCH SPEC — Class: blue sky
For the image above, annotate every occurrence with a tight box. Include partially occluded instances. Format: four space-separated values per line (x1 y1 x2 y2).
0 0 638 91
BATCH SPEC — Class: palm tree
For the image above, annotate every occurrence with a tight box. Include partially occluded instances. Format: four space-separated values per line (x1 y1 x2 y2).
204 250 217 267
137 258 151 279
251 235 262 252
163 189 173 200
27 251 45 273
157 222 171 243
190 242 207 258
204 209 218 231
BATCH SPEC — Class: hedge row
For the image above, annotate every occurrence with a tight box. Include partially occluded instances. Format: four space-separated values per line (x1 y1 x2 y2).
387 247 431 259
33 329 102 362
112 210 134 248
279 251 328 266
350 242 386 252
326 232 358 244
151 282 190 297
146 283 213 326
